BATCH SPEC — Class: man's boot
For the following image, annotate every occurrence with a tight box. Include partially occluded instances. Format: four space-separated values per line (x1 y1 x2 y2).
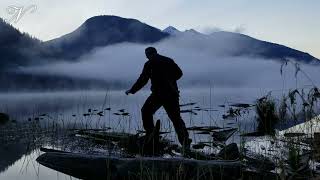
141 120 160 155
181 138 192 157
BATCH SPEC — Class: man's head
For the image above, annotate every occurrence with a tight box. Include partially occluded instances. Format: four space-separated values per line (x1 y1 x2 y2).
145 47 158 60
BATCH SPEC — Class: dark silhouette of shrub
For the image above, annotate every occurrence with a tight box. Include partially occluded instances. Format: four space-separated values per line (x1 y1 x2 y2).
255 94 279 135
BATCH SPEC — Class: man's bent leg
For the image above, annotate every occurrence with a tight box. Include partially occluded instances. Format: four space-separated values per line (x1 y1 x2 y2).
141 94 162 134
163 96 191 147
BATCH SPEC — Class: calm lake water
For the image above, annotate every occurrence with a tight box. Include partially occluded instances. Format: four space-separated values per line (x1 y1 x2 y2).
0 87 274 180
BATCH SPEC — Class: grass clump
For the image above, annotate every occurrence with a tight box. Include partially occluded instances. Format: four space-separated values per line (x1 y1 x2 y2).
255 94 279 135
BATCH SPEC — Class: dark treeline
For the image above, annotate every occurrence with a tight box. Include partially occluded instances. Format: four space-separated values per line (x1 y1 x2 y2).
0 71 128 92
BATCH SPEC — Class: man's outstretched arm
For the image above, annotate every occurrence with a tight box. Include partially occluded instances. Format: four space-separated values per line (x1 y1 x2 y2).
126 62 150 95
172 60 183 80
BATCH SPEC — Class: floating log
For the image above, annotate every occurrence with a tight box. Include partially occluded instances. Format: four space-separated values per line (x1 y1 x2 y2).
211 128 238 142
240 131 265 137
187 126 222 131
137 130 171 135
229 103 254 108
181 110 197 115
179 102 197 107
40 147 70 153
37 152 242 180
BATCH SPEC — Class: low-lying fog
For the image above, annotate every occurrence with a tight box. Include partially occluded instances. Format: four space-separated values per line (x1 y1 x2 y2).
19 33 320 89
1 33 319 180
2 33 319 132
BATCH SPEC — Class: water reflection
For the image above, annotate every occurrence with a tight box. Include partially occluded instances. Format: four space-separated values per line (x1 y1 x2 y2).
0 149 79 180
0 88 265 179
0 140 33 173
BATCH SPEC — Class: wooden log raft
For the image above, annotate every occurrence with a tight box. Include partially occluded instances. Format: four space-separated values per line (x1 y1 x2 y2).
313 133 320 161
37 152 242 180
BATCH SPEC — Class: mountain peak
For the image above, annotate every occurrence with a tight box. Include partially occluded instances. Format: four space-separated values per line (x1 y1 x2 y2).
163 26 181 35
83 15 141 27
44 15 169 59
184 29 201 35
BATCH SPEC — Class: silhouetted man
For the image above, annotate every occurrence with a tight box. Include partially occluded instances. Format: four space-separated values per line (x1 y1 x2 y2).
126 47 191 149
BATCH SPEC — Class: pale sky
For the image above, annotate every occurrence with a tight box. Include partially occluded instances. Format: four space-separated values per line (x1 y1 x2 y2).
0 0 319 58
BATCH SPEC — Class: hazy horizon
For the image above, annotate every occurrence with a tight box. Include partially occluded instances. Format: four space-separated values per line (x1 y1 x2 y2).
18 33 320 91
0 0 319 58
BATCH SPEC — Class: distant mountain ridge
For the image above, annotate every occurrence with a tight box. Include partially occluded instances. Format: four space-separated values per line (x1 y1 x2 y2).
162 26 318 63
208 31 317 62
162 26 202 36
0 18 41 69
43 17 318 63
0 15 319 90
0 15 318 69
42 15 169 60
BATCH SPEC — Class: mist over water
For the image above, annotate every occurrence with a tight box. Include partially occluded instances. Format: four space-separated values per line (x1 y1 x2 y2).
4 33 319 138
8 33 319 130
2 34 320 180
18 34 320 91
0 88 260 126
